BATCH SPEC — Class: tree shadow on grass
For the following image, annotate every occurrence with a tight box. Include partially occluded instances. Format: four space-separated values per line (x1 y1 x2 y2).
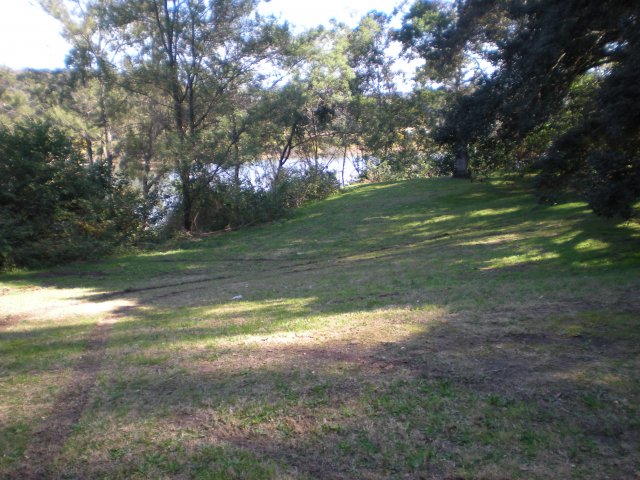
12 297 636 479
1 177 639 478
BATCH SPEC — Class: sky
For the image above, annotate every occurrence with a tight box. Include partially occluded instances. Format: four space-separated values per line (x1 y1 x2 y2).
0 0 405 71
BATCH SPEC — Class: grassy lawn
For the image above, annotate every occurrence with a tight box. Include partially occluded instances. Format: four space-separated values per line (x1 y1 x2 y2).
1 176 639 479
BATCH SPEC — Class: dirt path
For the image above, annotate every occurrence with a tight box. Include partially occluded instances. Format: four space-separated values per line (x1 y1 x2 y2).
10 313 122 479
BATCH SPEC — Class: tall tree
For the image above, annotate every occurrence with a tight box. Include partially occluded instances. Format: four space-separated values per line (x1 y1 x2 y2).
253 25 355 184
102 0 289 230
40 0 124 174
396 0 499 178
410 0 640 217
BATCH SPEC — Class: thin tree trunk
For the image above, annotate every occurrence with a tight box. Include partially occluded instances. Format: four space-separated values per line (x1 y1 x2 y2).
234 163 241 188
142 150 152 230
450 66 470 179
342 144 347 187
154 1 192 231
276 119 298 183
181 169 193 232
453 143 470 178
312 116 319 169
86 136 94 165
99 80 113 176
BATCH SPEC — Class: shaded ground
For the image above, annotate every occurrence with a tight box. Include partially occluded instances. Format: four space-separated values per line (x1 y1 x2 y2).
1 177 639 479
15 318 114 479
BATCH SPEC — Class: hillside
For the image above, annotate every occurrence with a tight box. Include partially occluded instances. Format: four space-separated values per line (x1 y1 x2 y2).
1 177 639 479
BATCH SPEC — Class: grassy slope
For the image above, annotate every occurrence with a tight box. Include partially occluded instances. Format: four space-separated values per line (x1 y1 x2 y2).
1 177 639 479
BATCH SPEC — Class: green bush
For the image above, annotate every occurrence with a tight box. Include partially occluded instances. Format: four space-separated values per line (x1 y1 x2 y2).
359 150 454 183
275 165 341 209
167 166 340 234
187 180 275 232
0 122 144 269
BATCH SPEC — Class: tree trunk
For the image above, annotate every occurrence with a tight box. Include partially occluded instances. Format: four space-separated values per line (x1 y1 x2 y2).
234 163 241 188
142 151 152 230
453 143 470 179
342 144 347 187
98 78 114 178
182 177 193 232
85 136 94 165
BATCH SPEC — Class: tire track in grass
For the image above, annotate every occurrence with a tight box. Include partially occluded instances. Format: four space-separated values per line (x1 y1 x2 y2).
10 308 131 479
92 231 455 301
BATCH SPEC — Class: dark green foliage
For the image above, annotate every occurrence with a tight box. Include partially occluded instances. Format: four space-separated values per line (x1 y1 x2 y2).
402 0 640 217
179 181 274 233
539 33 640 218
168 166 340 233
349 90 450 181
0 122 143 269
275 165 340 210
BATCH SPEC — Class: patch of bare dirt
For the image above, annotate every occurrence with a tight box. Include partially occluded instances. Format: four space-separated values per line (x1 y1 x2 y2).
0 313 28 330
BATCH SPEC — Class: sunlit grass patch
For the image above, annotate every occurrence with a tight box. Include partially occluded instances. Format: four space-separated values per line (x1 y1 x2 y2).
482 251 561 269
574 238 611 252
467 206 523 217
459 232 522 246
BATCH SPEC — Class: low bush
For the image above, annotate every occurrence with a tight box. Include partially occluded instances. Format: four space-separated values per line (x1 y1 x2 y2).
167 165 340 234
0 122 144 270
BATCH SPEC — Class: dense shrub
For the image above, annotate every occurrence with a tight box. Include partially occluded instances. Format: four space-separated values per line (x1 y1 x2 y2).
185 180 275 232
275 165 341 209
359 150 454 183
0 122 143 269
167 165 340 234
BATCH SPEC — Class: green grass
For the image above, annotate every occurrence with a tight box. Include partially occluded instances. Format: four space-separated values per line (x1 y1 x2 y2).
1 176 639 478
